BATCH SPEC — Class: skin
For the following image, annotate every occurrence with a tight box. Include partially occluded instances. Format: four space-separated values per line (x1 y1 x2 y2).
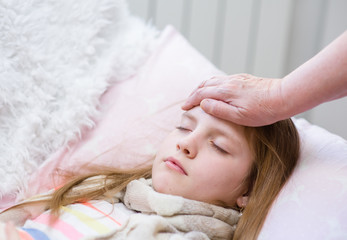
182 31 347 127
0 107 253 233
152 106 253 208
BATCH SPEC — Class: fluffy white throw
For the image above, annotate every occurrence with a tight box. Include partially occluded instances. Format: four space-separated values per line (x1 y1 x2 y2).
96 179 240 240
0 0 158 199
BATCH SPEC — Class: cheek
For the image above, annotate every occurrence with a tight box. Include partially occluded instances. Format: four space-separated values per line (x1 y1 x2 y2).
151 163 164 192
200 157 251 189
151 155 172 194
156 134 177 156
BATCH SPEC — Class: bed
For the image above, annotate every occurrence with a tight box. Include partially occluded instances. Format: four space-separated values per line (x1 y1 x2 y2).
1 0 346 239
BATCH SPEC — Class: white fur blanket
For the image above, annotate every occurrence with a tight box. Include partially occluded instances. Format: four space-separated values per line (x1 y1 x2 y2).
0 0 158 199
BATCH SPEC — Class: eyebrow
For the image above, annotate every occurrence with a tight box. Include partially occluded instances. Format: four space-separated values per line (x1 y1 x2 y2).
182 111 196 121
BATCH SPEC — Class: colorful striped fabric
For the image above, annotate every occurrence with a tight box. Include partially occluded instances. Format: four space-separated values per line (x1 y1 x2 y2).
19 201 134 240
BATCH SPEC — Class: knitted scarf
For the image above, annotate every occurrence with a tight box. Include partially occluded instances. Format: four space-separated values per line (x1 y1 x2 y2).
95 178 240 240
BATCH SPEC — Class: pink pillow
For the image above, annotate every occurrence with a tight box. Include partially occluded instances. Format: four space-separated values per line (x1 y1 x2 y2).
259 118 347 239
24 26 347 239
24 25 223 198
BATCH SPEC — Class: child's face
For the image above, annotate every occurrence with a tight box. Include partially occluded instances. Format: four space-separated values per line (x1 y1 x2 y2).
152 107 253 208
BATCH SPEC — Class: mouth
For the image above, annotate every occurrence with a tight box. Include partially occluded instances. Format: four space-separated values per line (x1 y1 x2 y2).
164 157 188 176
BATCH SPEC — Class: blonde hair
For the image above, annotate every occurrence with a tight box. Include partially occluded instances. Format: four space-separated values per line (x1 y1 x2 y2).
233 119 300 240
48 165 152 215
5 119 299 240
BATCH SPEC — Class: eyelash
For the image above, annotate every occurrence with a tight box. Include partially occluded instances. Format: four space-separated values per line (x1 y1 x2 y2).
210 141 228 154
176 126 190 131
176 126 228 154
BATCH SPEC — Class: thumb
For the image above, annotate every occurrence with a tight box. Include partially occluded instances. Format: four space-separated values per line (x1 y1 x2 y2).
200 99 242 124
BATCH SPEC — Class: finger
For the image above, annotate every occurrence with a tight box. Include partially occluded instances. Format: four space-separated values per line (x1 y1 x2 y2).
191 74 249 96
199 75 230 88
182 74 250 111
187 81 205 98
200 99 247 125
187 76 225 99
182 86 230 110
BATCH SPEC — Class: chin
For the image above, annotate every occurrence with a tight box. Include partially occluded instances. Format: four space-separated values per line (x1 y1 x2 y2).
152 176 178 196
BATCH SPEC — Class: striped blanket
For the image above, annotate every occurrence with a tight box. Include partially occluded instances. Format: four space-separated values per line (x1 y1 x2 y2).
19 201 134 240
0 179 240 239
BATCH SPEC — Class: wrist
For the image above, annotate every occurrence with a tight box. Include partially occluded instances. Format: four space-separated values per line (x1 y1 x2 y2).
279 74 318 120
268 78 291 122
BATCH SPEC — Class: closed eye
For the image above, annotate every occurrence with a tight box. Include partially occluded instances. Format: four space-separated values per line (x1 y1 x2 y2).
176 126 191 132
210 141 228 154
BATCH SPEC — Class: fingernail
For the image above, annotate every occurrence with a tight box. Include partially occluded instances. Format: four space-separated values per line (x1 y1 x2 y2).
200 99 210 108
181 103 188 110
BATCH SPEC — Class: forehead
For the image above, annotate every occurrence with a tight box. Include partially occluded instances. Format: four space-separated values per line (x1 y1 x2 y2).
183 107 240 127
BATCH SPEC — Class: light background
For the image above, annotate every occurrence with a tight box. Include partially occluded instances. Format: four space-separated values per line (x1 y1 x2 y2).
128 0 347 139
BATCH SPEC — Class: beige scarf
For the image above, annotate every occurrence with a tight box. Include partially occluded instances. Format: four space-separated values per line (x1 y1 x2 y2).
94 178 240 240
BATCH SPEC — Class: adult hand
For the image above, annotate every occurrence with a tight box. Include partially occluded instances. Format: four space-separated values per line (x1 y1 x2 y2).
182 31 347 127
182 74 285 126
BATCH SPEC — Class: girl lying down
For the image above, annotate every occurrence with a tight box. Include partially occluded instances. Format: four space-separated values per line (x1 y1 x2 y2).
0 106 300 240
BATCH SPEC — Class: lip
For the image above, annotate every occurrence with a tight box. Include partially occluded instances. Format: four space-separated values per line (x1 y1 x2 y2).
164 157 188 176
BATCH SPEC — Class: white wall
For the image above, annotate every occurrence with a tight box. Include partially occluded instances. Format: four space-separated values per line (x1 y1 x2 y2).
128 0 347 139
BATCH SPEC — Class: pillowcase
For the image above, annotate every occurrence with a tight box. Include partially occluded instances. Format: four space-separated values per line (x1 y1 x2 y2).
24 25 223 198
26 26 347 239
259 118 347 239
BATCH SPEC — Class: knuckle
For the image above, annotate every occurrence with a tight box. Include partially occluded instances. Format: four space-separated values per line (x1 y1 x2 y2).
210 104 223 116
195 88 205 99
216 85 233 96
199 79 207 87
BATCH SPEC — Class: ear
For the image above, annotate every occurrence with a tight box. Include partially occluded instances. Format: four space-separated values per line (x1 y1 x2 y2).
236 194 249 209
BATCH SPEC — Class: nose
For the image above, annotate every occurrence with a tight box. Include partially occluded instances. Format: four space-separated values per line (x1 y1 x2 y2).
176 137 197 158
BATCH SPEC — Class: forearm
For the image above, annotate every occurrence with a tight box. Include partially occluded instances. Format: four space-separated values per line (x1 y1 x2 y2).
280 31 347 119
